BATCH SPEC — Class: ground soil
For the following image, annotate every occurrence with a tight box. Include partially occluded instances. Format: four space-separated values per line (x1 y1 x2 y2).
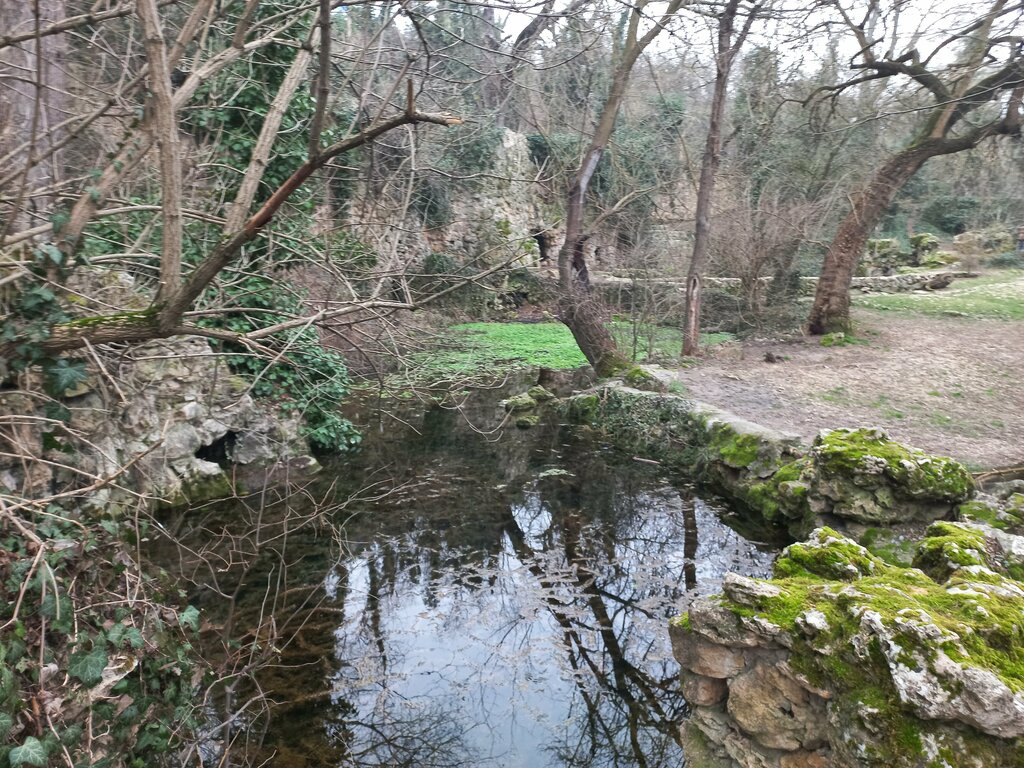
669 307 1024 471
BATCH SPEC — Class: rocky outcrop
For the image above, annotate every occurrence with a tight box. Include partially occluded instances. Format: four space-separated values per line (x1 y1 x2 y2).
0 335 316 511
671 526 1024 767
744 427 974 536
347 129 544 270
564 385 973 537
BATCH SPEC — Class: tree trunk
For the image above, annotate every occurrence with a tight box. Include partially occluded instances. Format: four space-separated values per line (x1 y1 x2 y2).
806 146 933 334
559 286 623 377
681 0 742 357
554 1 683 376
0 0 67 239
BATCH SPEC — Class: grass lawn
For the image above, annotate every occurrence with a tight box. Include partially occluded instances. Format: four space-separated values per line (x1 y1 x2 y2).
390 321 733 386
855 270 1024 320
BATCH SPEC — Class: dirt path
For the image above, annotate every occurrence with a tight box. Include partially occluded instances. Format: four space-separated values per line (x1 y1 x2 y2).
668 306 1024 470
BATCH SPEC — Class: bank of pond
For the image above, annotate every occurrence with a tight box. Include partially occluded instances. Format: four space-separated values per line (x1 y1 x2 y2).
150 372 1024 767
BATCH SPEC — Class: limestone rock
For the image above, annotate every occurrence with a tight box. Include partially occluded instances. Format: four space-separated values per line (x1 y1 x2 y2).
857 607 1024 738
0 333 318 510
682 674 729 706
677 636 747 679
685 598 762 648
723 573 783 606
727 663 828 752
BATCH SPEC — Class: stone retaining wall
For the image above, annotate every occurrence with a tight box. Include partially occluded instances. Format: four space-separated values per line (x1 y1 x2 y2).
564 383 973 538
563 377 1022 767
671 526 1024 767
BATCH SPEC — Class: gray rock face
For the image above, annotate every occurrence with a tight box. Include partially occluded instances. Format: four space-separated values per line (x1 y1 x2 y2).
857 606 1024 738
727 664 828 751
0 333 316 509
674 527 1024 768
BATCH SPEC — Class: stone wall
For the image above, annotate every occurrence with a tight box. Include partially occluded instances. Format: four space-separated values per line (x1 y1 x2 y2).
671 525 1024 767
0 335 316 512
564 384 973 538
345 129 546 271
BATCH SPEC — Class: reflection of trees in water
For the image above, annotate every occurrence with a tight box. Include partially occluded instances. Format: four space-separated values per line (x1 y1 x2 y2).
320 461 705 768
504 474 691 767
150 430 772 767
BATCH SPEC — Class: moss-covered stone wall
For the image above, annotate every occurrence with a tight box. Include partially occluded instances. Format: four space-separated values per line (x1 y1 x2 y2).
564 384 974 538
670 525 1024 767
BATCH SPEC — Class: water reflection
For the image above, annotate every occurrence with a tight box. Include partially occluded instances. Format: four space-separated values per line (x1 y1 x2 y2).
153 409 777 767
301 447 773 767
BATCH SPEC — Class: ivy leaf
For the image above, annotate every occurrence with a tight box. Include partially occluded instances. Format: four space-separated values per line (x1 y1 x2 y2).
35 243 63 266
68 647 108 686
178 605 200 632
105 623 126 648
9 736 48 767
0 711 12 735
124 627 144 650
50 209 69 234
42 358 87 397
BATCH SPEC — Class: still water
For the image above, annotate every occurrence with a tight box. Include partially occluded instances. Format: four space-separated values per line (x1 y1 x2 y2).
156 385 779 767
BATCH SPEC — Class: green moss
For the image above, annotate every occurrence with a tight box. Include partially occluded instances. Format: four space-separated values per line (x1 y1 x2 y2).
671 613 691 631
527 385 555 402
62 307 157 329
911 521 987 581
820 331 847 347
774 528 879 581
566 393 601 424
958 500 1009 529
739 459 813 534
814 428 974 501
709 428 762 469
1007 494 1024 517
721 527 1024 701
515 413 540 428
622 365 665 392
502 392 536 412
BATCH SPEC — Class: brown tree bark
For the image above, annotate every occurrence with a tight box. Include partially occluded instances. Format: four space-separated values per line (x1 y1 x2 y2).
1 95 461 359
806 0 1023 334
0 0 67 240
806 148 931 334
556 0 684 377
681 0 755 357
807 108 1023 334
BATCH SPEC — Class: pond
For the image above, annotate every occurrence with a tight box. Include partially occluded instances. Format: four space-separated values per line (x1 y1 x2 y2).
153 380 780 767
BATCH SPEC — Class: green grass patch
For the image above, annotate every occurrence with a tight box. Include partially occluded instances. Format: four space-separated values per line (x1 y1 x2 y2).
855 271 1024 320
610 320 734 362
410 322 589 379
375 321 735 389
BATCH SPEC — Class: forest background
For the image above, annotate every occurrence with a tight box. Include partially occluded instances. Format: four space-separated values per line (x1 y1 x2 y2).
0 0 1023 765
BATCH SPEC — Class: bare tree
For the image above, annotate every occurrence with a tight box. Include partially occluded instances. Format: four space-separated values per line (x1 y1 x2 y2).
806 0 1024 334
555 0 687 377
680 0 762 356
0 2 462 363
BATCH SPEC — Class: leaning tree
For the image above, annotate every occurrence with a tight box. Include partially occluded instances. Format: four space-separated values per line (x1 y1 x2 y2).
806 0 1024 334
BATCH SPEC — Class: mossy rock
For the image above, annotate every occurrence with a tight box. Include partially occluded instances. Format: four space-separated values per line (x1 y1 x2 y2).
959 499 1023 531
621 366 666 392
680 526 1024 765
515 413 540 429
527 385 555 402
158 470 234 509
813 428 974 503
774 527 879 581
501 392 536 412
911 521 987 582
564 392 601 424
820 332 847 347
